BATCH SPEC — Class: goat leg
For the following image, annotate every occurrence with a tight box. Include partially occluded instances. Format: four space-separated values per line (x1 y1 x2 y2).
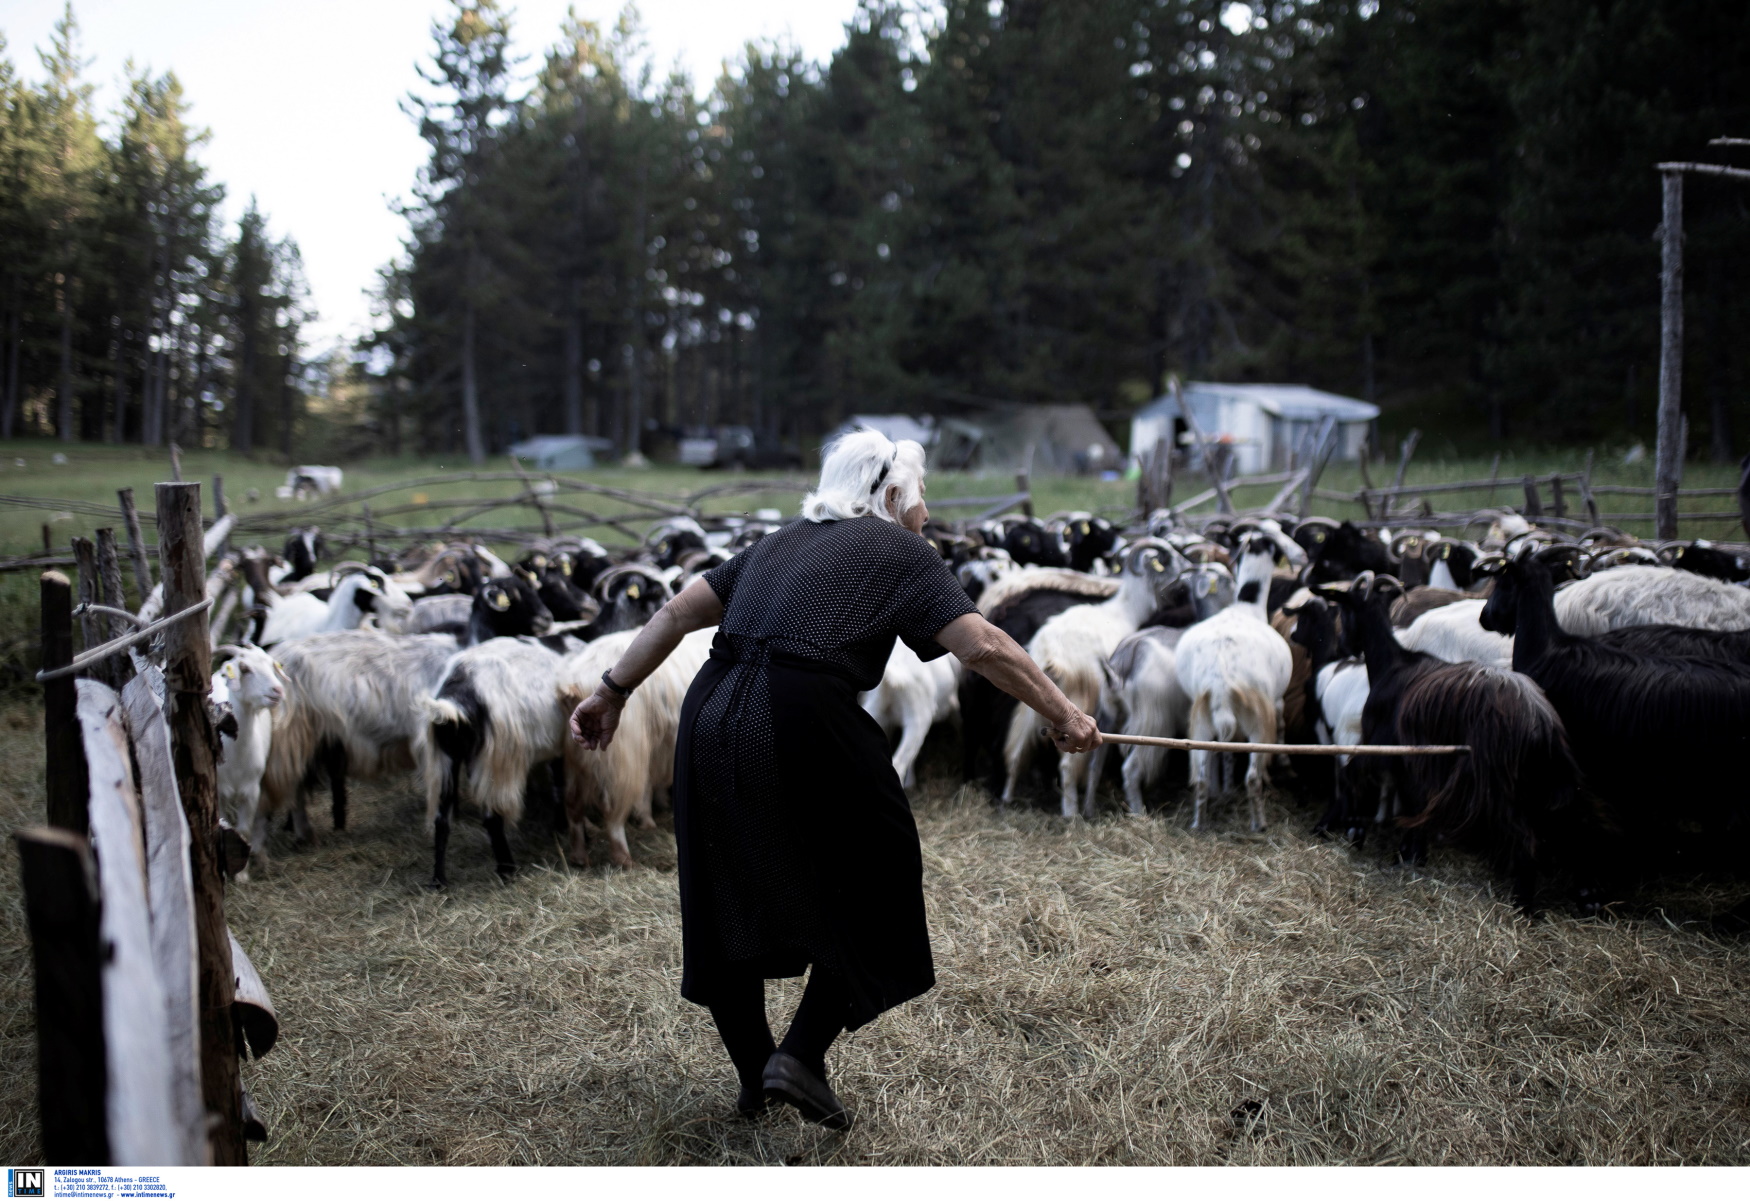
324 739 349 832
484 812 516 882
429 767 459 890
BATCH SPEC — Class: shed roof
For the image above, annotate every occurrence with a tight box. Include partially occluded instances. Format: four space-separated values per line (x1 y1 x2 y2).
1138 382 1379 423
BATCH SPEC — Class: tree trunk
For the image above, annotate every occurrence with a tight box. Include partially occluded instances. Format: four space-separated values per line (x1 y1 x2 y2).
564 284 585 436
234 306 256 456
57 274 75 443
460 293 486 464
2 303 18 440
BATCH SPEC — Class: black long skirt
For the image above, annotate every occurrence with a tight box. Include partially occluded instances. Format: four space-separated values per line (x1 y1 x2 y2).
673 639 934 1031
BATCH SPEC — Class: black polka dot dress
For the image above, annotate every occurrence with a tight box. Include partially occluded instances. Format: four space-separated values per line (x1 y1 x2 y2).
674 515 976 1030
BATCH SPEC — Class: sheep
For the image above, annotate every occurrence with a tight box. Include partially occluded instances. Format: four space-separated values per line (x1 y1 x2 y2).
1001 541 1182 816
1395 598 1515 668
961 567 1119 790
422 637 580 887
1479 548 1750 879
275 465 343 500
1551 564 1750 636
1048 512 1121 573
1593 622 1750 665
1173 535 1295 831
554 627 715 868
258 631 463 852
861 639 962 790
210 644 288 875
255 566 415 646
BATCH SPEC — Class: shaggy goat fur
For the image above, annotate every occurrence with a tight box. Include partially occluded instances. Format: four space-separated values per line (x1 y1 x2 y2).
1395 662 1581 911
556 627 714 869
1553 565 1750 636
1003 553 1177 816
423 637 577 886
260 631 461 854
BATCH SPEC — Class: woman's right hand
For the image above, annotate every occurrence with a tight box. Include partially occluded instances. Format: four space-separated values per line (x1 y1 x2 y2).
569 687 625 750
1046 709 1101 754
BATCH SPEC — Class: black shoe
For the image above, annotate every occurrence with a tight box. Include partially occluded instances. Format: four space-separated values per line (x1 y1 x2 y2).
762 1051 852 1130
736 1085 772 1120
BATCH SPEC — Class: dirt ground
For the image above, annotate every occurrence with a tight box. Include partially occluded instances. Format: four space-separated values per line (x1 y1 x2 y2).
1 698 1748 1165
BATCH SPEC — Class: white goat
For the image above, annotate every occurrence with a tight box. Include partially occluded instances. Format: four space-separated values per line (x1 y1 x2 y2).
1395 599 1514 667
1553 564 1750 635
555 627 715 868
1173 535 1294 831
256 568 414 646
1001 540 1179 816
211 645 288 878
257 631 462 852
861 639 962 790
421 637 577 887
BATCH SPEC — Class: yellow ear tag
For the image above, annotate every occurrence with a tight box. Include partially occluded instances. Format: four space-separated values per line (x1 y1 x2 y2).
492 590 511 611
627 584 640 599
1315 531 1325 542
533 555 547 568
224 663 238 680
442 570 457 586
1080 522 1091 534
1149 558 1164 573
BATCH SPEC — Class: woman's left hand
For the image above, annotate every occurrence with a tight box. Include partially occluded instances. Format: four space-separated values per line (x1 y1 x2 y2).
569 688 625 750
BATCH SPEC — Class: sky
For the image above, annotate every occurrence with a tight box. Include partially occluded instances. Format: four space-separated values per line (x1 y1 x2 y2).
3 0 867 348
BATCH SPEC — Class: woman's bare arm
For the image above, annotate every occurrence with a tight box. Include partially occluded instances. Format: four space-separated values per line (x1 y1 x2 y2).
569 577 724 749
935 612 1100 753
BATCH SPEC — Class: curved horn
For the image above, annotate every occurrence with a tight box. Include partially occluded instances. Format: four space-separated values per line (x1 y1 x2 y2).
1390 530 1435 557
1292 516 1341 536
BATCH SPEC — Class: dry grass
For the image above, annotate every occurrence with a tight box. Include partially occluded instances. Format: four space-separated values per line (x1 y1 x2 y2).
2 698 1749 1164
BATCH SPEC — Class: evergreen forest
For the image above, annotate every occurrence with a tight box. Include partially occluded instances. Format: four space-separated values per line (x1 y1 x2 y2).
2 0 1746 462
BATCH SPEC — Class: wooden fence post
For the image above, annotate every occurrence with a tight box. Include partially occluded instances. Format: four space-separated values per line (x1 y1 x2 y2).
155 482 246 1166
1656 168 1684 540
95 529 133 686
211 475 228 560
71 537 104 674
16 826 110 1165
1579 452 1600 526
1522 475 1544 519
41 571 88 835
1551 475 1566 520
118 488 154 602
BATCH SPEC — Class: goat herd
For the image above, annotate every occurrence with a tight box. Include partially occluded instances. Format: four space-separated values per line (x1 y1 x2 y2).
209 505 1750 915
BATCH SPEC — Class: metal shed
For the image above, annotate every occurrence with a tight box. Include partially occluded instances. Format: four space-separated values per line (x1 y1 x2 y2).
1129 383 1379 475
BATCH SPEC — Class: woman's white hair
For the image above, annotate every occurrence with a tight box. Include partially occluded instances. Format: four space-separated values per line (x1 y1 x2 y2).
802 429 927 524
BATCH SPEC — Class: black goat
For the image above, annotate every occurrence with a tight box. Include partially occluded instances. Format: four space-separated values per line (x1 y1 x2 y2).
1313 575 1449 849
1001 517 1069 568
1300 520 1396 584
1394 662 1582 912
1667 542 1750 583
1479 551 1750 875
1061 515 1119 573
281 527 325 582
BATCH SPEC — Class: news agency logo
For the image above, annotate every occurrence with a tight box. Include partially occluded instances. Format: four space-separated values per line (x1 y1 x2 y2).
7 1169 45 1199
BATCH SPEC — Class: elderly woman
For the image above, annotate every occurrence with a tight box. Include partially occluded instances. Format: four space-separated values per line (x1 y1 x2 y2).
569 431 1099 1129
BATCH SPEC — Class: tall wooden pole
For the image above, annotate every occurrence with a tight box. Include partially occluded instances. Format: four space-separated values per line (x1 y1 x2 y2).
1655 169 1684 541
95 529 133 687
155 482 245 1165
40 571 88 835
118 487 154 601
